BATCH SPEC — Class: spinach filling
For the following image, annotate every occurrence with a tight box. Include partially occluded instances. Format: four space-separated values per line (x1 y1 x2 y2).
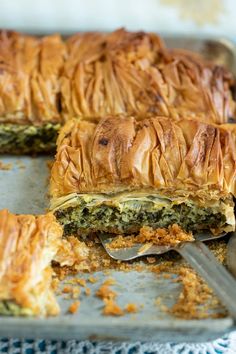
0 123 60 153
54 196 232 235
0 300 32 316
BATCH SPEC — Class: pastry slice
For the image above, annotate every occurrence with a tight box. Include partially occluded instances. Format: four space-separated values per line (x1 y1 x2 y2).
0 31 65 153
0 210 62 316
61 29 236 124
50 116 236 236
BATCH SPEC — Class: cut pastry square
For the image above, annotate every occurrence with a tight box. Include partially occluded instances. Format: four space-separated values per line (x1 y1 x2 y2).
50 115 236 236
0 31 65 153
0 210 63 316
61 29 236 124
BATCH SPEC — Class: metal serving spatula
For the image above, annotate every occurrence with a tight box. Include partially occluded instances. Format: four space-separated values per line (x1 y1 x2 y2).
99 232 236 319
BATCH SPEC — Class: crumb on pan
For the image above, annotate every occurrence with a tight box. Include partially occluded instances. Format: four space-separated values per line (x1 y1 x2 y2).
68 301 80 314
95 279 124 316
96 284 117 300
62 286 73 294
0 161 12 170
103 277 116 286
103 298 123 316
169 267 226 319
76 278 86 287
125 304 138 313
146 256 156 264
85 287 91 296
88 276 98 283
71 287 81 299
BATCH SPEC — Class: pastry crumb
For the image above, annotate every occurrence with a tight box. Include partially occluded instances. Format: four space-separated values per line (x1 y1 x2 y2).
72 287 81 299
76 278 86 287
146 256 156 264
125 303 138 313
103 298 123 316
163 273 172 279
96 284 117 300
85 287 91 296
103 277 116 286
95 279 124 316
169 267 226 319
88 276 98 283
108 225 194 250
62 286 73 294
0 161 12 170
68 301 80 314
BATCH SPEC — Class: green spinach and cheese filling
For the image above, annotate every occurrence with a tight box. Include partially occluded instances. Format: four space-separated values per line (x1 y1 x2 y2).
0 301 35 316
0 123 60 154
51 192 235 236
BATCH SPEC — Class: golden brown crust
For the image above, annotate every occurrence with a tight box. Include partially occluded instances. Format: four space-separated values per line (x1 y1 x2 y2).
50 116 236 199
0 29 234 125
0 30 65 125
61 29 235 124
0 209 63 316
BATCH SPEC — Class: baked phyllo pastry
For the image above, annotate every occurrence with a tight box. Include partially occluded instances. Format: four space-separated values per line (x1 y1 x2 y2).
50 116 236 236
0 210 62 316
0 31 65 153
61 29 235 124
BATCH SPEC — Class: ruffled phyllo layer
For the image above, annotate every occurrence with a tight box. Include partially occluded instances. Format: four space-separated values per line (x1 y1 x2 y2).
50 116 236 236
61 30 235 124
0 210 63 316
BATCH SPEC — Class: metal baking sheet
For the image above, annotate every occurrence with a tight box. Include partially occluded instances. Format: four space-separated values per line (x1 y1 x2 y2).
0 36 235 343
0 157 234 343
164 36 236 76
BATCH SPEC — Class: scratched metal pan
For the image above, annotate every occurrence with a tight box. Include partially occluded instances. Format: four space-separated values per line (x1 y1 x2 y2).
164 35 236 75
0 35 235 343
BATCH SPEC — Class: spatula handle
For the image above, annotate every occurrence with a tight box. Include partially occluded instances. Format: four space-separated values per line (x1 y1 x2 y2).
177 241 236 320
227 233 236 278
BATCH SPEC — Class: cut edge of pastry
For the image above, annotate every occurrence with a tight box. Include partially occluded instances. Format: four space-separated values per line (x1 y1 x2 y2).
0 123 61 154
50 191 235 237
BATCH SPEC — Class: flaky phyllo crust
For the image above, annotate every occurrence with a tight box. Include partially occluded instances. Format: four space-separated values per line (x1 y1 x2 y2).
50 116 236 200
0 31 65 125
0 29 234 125
61 31 235 124
0 210 63 316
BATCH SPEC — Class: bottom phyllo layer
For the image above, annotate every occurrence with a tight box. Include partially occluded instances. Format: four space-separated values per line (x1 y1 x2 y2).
0 123 60 154
51 192 235 236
